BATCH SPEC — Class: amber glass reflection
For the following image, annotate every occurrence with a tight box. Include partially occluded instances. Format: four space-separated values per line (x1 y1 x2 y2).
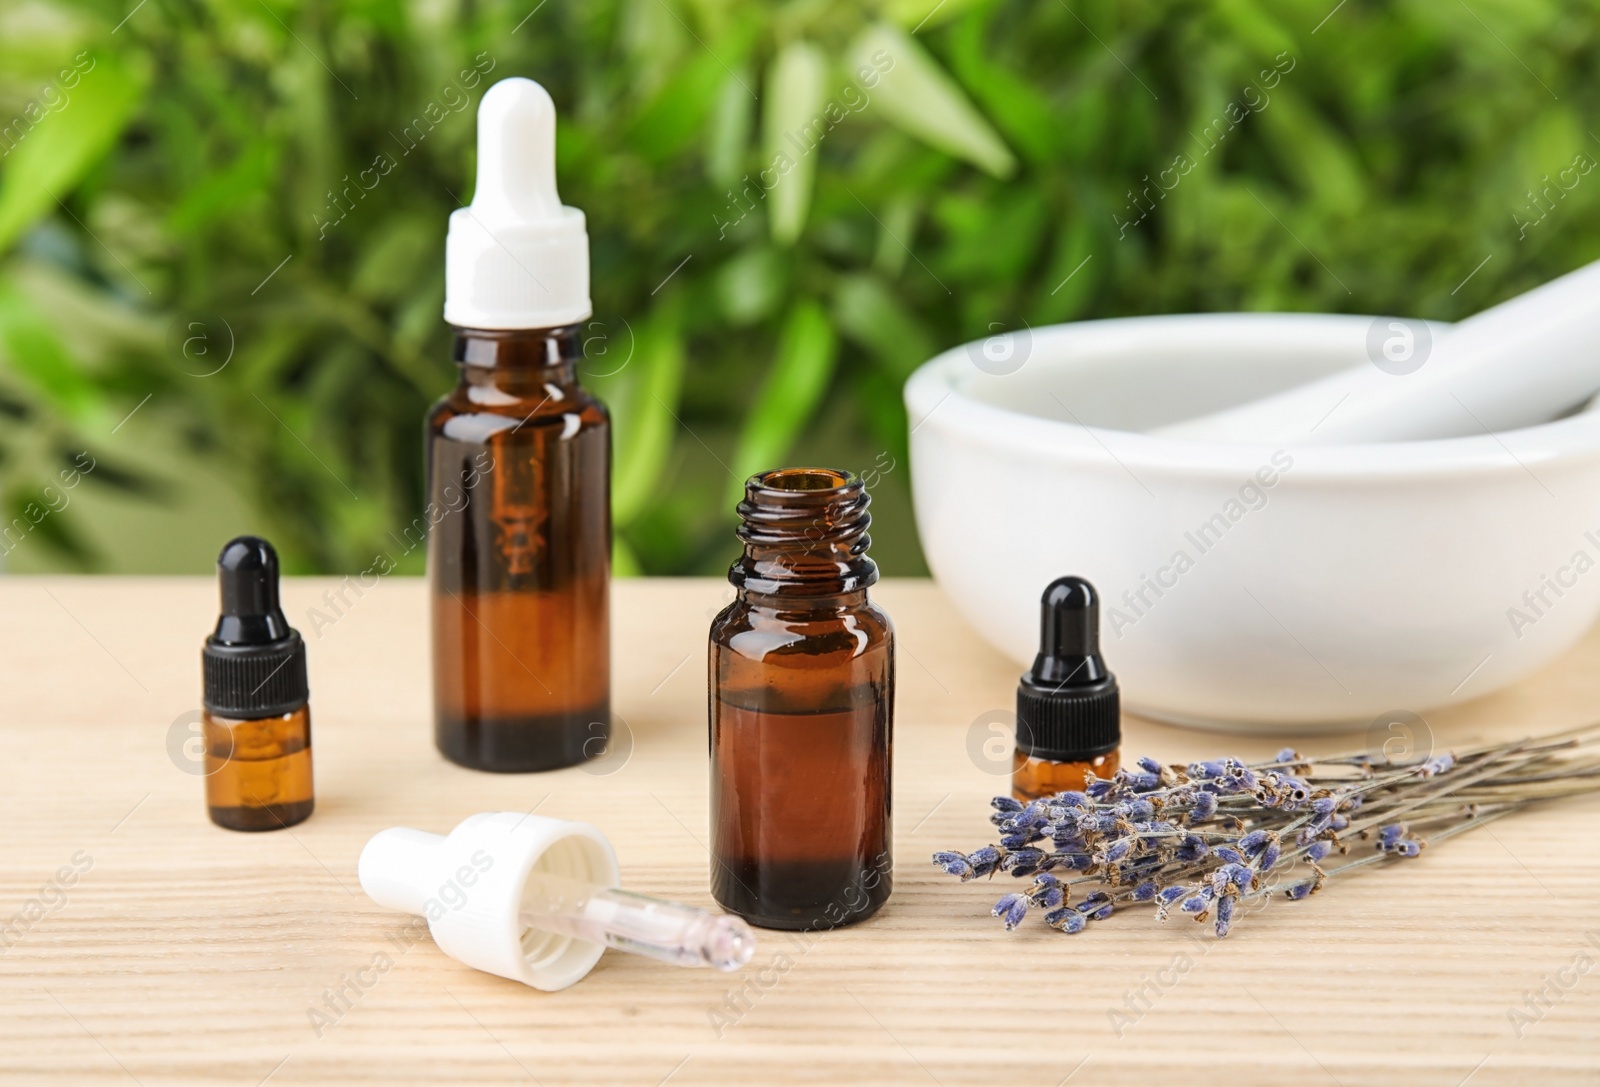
710 468 894 931
1012 749 1120 803
204 706 314 831
428 325 610 772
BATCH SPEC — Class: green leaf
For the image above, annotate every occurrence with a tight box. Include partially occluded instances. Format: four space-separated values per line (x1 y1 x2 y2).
0 276 97 422
707 68 754 187
0 53 141 254
762 39 828 244
831 273 934 380
629 51 726 162
848 22 1016 178
612 308 687 526
726 299 837 502
613 534 644 577
714 245 787 325
881 0 990 32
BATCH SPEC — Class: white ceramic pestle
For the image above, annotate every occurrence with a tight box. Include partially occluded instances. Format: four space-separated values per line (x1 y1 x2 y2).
1155 257 1600 444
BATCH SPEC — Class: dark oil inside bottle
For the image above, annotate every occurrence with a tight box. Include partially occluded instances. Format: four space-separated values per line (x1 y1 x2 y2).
709 468 894 931
711 684 892 929
428 325 610 773
204 707 315 831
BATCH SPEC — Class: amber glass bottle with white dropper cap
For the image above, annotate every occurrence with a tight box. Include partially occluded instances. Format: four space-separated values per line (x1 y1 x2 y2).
429 77 610 772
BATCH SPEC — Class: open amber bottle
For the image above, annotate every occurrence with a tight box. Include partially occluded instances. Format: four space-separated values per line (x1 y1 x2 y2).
709 468 894 931
428 324 610 772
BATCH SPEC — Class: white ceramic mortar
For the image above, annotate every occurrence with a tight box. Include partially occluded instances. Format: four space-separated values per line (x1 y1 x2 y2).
905 313 1600 730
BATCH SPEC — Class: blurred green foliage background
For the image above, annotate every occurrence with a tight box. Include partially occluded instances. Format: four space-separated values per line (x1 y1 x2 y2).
2 0 1599 575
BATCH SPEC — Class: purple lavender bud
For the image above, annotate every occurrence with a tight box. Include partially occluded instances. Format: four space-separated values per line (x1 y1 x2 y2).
1212 863 1253 894
967 846 1000 878
1284 881 1315 900
992 796 1024 813
1394 839 1422 858
1137 756 1163 775
1215 846 1246 865
1176 836 1209 863
1214 894 1236 937
1047 908 1086 934
1180 892 1211 914
1329 815 1350 831
1189 760 1227 780
1238 830 1271 855
1056 791 1089 808
999 847 1044 874
1123 799 1156 822
1273 747 1299 764
1190 792 1218 820
1305 841 1331 862
1085 778 1116 800
993 893 1028 930
1311 796 1338 815
1127 772 1160 791
1132 880 1159 902
1009 806 1047 831
1419 753 1456 778
1343 794 1364 811
1101 839 1132 862
1075 892 1114 921
1377 824 1407 849
1158 885 1189 906
1259 842 1281 870
1036 885 1065 909
1033 872 1059 888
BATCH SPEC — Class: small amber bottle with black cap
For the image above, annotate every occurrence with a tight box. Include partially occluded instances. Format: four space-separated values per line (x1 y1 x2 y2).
1012 576 1121 802
201 536 314 831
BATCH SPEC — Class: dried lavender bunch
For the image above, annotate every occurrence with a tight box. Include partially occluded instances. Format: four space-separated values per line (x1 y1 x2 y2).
933 723 1600 938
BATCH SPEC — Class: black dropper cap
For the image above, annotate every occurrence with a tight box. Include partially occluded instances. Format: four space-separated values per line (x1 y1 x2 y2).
1015 576 1120 762
202 536 309 718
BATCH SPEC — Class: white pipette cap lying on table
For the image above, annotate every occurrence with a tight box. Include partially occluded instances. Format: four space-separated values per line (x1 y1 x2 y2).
359 812 755 991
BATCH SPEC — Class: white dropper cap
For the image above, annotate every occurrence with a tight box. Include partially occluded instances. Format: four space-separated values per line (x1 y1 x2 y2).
358 812 755 992
444 78 592 331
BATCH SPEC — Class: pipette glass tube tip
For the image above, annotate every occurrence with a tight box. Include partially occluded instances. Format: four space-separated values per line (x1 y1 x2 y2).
520 873 755 971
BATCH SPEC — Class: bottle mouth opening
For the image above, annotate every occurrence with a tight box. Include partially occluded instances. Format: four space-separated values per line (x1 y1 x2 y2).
751 467 855 494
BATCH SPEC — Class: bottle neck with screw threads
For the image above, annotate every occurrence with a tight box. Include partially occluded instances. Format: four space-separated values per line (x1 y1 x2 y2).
728 468 878 606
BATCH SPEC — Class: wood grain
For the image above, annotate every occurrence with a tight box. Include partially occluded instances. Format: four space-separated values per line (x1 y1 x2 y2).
1 576 1597 1086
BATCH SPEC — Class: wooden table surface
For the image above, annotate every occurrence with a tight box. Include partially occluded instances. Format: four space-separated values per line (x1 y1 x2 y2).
2 576 1597 1086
